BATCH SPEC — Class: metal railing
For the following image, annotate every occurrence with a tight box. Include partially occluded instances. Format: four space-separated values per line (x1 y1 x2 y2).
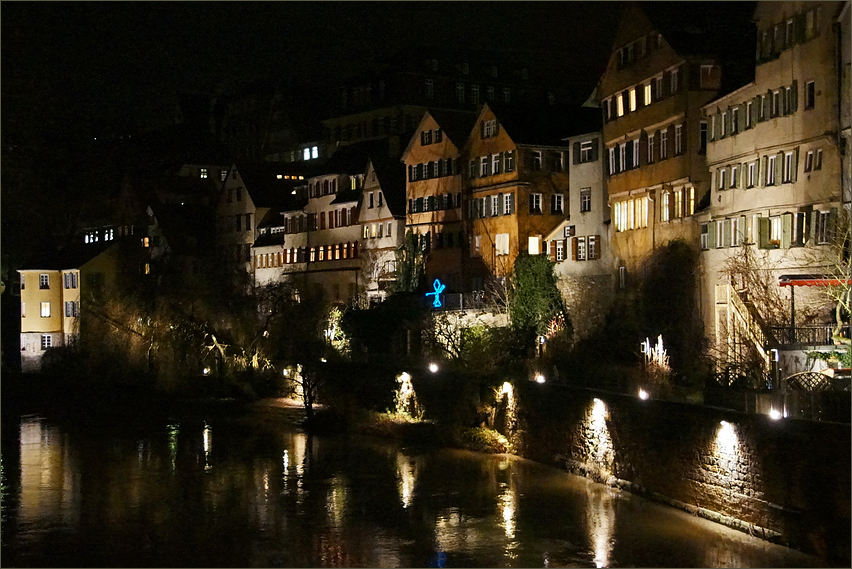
770 325 850 346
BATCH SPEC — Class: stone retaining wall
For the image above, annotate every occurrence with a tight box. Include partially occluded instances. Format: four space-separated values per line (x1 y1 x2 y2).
509 383 850 564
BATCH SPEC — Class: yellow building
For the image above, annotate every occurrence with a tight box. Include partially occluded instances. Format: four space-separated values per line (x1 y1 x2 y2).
464 104 597 283
402 109 477 292
19 242 119 372
597 3 756 278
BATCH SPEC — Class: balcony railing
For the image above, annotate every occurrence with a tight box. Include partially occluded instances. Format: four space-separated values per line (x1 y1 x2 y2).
770 325 850 347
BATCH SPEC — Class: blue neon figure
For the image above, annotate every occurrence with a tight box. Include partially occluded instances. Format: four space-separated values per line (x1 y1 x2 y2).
426 279 446 308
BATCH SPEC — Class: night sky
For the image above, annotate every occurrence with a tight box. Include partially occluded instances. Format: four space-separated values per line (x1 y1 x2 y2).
2 2 622 146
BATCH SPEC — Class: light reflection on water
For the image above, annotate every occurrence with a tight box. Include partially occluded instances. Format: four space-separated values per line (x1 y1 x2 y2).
1 412 830 568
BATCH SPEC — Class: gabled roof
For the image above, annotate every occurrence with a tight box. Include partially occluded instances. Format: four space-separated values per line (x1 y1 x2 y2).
149 203 215 254
425 108 479 149
235 162 311 211
638 2 757 60
487 103 600 147
370 156 407 217
323 138 394 175
21 241 117 272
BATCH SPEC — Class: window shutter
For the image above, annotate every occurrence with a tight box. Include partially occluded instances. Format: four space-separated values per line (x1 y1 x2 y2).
614 145 621 172
509 193 515 214
663 71 672 97
622 91 629 113
724 109 732 136
667 124 675 156
713 114 721 140
639 131 648 166
792 148 799 182
761 156 768 186
781 213 793 248
828 207 838 238
593 235 601 259
495 122 500 136
737 106 746 131
775 151 783 185
681 122 687 153
740 162 747 187
591 138 599 162
795 14 806 44
626 140 634 169
688 64 700 90
791 80 798 112
753 96 762 121
573 142 581 165
571 237 578 260
809 209 818 244
707 221 716 249
758 217 770 248
550 240 556 262
498 193 504 215
764 91 772 118
654 130 661 159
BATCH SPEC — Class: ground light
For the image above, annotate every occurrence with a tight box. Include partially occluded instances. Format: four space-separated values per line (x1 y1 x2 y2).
534 373 546 383
768 408 782 420
638 388 649 400
428 362 439 373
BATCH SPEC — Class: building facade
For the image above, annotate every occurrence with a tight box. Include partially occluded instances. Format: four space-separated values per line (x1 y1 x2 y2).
597 3 755 280
402 110 477 293
698 1 848 370
544 129 613 340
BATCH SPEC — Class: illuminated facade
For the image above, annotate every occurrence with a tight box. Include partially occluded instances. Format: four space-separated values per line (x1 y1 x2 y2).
698 1 849 362
544 128 614 340
463 104 588 281
596 3 755 277
402 109 477 293
18 243 120 372
359 158 407 304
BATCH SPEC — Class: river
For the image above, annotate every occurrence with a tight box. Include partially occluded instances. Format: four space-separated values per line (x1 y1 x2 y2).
0 403 827 567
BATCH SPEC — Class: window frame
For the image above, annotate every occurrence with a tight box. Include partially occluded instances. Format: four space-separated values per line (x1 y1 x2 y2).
529 193 542 214
580 188 592 213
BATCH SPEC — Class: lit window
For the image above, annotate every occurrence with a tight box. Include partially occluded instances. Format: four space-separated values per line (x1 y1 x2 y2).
495 233 510 256
783 151 794 183
200 168 208 179
220 169 228 181
40 302 50 318
629 88 637 112
616 95 624 117
528 236 541 255
530 193 542 214
311 146 318 159
483 120 497 137
580 188 592 212
303 148 311 160
551 194 564 214
673 189 683 218
661 192 670 222
644 83 652 105
580 141 593 162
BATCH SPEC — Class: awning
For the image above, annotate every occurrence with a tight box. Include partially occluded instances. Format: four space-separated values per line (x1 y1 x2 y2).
779 274 852 287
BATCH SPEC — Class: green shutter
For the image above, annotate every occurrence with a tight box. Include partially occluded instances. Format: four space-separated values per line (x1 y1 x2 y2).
828 207 838 238
791 80 798 112
809 209 818 244
591 138 599 162
758 217 770 248
573 142 581 165
708 221 716 249
761 156 768 186
781 213 792 248
737 106 746 132
775 151 784 185
792 148 799 182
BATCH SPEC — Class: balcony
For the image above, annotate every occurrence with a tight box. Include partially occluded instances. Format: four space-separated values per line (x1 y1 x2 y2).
770 324 850 347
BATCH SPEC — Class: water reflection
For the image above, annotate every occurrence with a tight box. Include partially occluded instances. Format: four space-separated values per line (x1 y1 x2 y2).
3 412 829 568
586 485 615 568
